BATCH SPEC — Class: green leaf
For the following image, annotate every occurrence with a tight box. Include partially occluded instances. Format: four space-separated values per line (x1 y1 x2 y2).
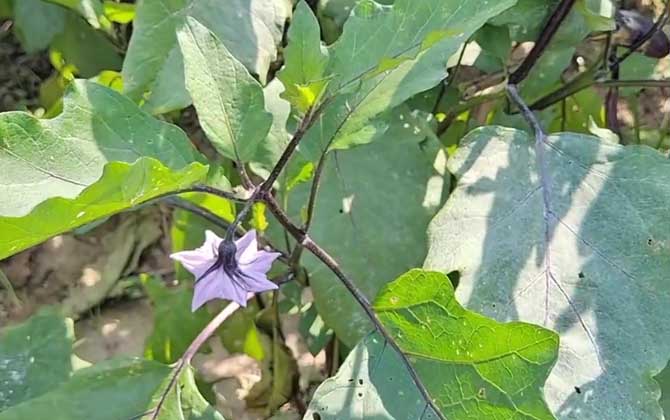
142 276 213 364
121 0 291 114
13 0 66 53
0 311 74 411
278 1 329 113
306 269 559 419
282 126 448 346
51 12 122 78
102 0 135 24
45 0 105 29
0 311 223 419
176 17 272 163
0 358 168 420
247 79 292 174
0 80 207 259
299 0 516 159
424 126 670 419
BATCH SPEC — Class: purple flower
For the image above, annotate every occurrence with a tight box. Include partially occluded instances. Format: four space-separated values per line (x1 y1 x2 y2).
170 230 280 311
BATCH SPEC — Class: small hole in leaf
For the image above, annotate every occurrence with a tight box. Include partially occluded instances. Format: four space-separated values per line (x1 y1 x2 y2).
358 379 363 385
357 392 363 398
338 209 344 214
477 388 486 399
312 414 322 419
578 272 585 279
648 238 654 246
574 386 581 394
348 378 354 383
446 270 460 289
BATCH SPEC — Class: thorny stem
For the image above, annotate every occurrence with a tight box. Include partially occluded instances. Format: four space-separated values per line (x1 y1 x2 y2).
509 0 577 84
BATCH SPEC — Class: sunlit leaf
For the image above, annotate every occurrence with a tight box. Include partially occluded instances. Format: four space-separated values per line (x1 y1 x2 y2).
306 269 558 419
176 17 272 162
102 0 134 24
121 0 291 114
299 0 516 159
425 126 670 419
0 80 208 259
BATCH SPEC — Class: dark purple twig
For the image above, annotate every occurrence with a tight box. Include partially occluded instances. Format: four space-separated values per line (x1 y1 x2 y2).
509 0 577 84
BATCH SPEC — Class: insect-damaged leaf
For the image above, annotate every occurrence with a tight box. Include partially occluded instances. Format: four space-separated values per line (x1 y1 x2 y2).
425 126 670 419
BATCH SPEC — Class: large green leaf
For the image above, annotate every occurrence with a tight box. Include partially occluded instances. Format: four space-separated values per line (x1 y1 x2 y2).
121 0 291 114
299 0 516 160
284 124 447 346
176 17 272 163
424 126 670 419
0 311 73 411
0 80 207 259
13 0 65 53
0 312 222 420
0 358 185 420
306 269 558 419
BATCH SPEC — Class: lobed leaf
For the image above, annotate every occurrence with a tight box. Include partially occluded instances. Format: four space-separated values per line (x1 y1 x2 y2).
425 126 670 419
306 269 558 419
0 80 207 259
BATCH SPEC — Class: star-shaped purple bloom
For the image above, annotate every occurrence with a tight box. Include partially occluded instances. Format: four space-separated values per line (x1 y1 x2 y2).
170 230 280 311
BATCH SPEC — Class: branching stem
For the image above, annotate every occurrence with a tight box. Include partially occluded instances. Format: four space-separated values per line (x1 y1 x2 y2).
509 0 577 84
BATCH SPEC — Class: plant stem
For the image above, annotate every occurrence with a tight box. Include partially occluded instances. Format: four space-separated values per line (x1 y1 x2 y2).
163 197 237 232
298 235 444 418
509 0 577 84
149 300 242 420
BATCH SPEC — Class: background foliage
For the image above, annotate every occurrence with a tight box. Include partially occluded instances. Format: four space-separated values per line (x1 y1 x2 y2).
1 0 670 419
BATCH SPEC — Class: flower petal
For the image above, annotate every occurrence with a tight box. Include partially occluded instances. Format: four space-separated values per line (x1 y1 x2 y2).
191 270 223 311
239 271 279 293
170 249 214 272
239 251 281 274
203 230 223 251
235 230 259 264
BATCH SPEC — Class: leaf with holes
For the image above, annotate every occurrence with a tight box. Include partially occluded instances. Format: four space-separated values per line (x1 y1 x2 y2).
425 126 670 419
282 122 447 346
306 269 559 419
